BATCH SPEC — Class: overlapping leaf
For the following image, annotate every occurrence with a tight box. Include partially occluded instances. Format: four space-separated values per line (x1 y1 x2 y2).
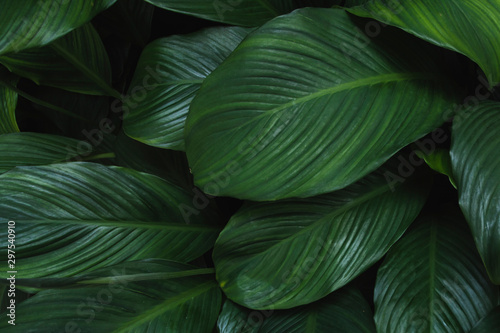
374 212 499 332
0 0 116 55
348 0 500 87
470 306 500 333
123 26 252 150
0 163 221 279
450 100 500 284
0 24 118 97
0 132 88 174
0 260 221 332
218 288 376 332
185 8 459 201
144 0 341 26
0 80 19 134
213 162 430 309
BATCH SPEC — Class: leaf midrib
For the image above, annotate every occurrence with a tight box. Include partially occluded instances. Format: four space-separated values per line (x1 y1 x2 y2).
113 281 216 332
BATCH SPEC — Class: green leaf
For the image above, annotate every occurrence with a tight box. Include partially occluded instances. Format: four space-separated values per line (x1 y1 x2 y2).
123 26 252 150
213 161 430 309
185 8 459 201
0 0 116 55
0 163 221 279
218 288 376 333
470 306 500 333
374 212 499 333
0 132 88 174
347 0 500 88
0 23 119 97
450 100 500 284
0 260 221 332
0 79 19 134
416 148 456 188
144 0 341 26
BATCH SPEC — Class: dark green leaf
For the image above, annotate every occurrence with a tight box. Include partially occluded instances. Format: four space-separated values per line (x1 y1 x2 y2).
470 306 500 333
374 212 499 332
213 162 430 309
0 80 19 134
450 100 500 284
124 26 252 150
348 0 500 87
0 163 221 279
0 260 221 332
185 8 459 201
0 0 116 55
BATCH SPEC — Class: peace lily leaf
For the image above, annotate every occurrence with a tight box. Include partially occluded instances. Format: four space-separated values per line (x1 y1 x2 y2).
374 211 499 333
124 26 252 150
213 161 431 309
0 132 89 174
0 0 116 55
416 148 456 188
0 23 119 97
218 288 376 333
0 260 221 333
0 79 19 134
347 0 500 88
185 8 459 201
144 0 341 26
470 306 500 333
0 163 221 279
450 100 500 284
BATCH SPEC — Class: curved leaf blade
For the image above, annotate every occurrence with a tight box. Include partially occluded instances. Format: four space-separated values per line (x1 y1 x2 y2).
124 26 252 150
0 24 118 97
0 132 88 174
218 288 376 333
185 8 459 201
0 0 116 55
450 100 500 284
144 0 341 26
348 0 500 87
374 212 499 332
0 80 19 134
213 162 430 309
0 260 221 333
0 163 221 279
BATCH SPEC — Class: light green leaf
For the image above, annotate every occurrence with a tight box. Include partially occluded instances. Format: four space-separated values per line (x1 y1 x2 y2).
0 260 221 333
213 161 430 309
374 212 499 333
470 306 500 333
185 8 459 201
0 79 19 134
416 148 456 188
144 0 341 26
0 23 119 97
123 26 252 150
0 0 116 55
450 100 500 284
218 288 376 333
0 163 221 279
348 0 500 88
0 132 88 174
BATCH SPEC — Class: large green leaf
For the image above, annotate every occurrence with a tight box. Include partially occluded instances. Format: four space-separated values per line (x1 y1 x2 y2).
185 8 459 201
144 0 341 26
123 26 252 150
450 100 500 284
374 212 499 333
213 161 430 309
0 79 19 134
0 260 221 332
470 306 500 333
0 132 89 174
0 163 221 279
0 23 119 97
218 288 376 332
0 0 116 55
348 0 500 87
